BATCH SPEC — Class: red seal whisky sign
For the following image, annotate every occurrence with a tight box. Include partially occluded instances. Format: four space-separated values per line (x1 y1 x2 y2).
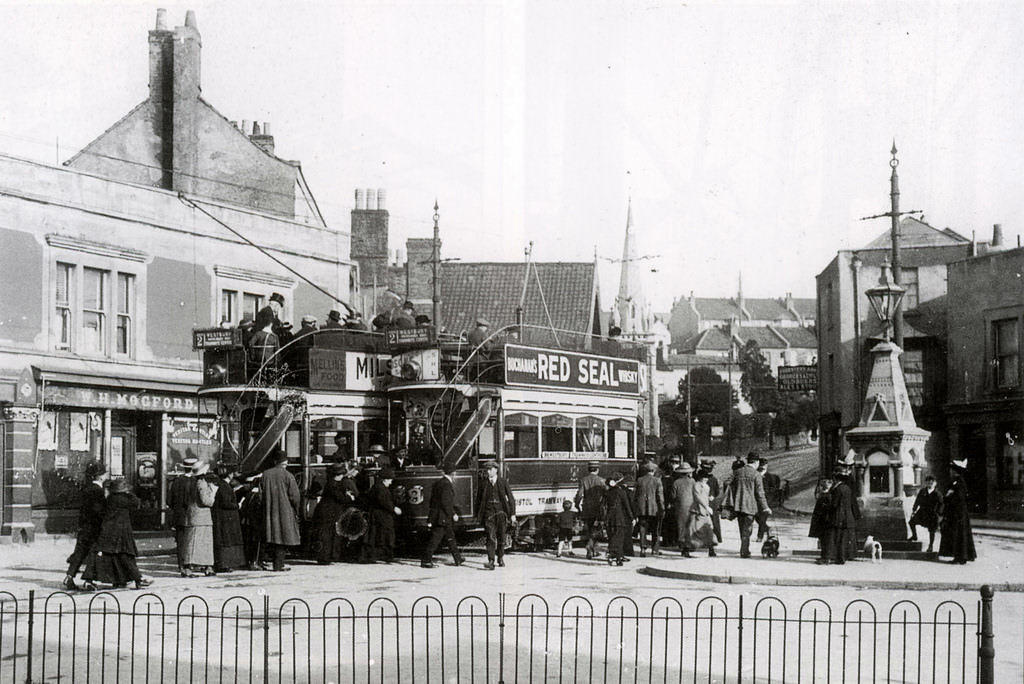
504 344 641 395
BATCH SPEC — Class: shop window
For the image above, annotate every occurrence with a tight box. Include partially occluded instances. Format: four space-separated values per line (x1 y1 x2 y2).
541 414 573 454
575 416 605 453
993 318 1020 389
608 418 635 459
504 413 539 459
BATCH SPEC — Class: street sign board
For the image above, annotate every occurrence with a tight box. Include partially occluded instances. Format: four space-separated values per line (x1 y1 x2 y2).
777 365 817 392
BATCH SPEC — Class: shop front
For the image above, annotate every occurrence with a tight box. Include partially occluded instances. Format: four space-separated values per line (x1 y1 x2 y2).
31 383 216 533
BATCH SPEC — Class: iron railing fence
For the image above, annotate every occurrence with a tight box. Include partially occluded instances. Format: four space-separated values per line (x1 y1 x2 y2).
0 587 998 683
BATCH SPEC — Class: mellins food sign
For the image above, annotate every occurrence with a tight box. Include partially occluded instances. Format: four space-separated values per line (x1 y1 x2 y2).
504 344 641 395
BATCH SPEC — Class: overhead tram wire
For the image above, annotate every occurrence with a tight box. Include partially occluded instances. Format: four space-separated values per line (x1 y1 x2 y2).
176 192 353 312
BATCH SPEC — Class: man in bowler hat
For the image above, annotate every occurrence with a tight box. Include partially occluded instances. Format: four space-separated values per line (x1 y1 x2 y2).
324 309 344 329
422 463 465 568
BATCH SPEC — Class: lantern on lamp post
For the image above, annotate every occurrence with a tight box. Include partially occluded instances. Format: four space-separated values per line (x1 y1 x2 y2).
865 260 906 343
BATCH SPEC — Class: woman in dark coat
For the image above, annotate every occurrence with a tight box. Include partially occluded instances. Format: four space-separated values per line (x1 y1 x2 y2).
361 468 401 562
601 472 635 566
939 460 977 564
808 477 833 547
210 466 246 572
81 479 153 590
311 462 358 564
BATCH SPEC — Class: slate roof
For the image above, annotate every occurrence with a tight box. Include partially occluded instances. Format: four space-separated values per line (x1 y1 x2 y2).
863 216 969 250
439 261 598 338
688 297 815 323
681 325 817 353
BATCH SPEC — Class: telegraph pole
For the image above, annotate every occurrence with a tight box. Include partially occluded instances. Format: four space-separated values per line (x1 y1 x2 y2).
431 201 440 328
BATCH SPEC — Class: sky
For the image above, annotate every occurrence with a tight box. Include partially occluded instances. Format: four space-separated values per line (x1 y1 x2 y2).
1 0 1022 312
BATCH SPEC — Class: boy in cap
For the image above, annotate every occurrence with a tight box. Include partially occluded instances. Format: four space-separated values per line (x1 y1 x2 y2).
422 463 464 568
556 500 577 557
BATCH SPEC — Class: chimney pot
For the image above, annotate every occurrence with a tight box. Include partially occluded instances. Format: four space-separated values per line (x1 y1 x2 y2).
155 8 167 30
377 188 386 210
252 121 261 136
366 189 377 209
242 120 251 135
262 122 271 135
355 189 365 210
992 223 1004 248
185 9 198 29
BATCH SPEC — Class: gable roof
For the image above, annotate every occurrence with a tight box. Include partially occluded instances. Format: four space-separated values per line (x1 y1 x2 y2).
681 325 817 353
439 261 598 338
863 216 970 250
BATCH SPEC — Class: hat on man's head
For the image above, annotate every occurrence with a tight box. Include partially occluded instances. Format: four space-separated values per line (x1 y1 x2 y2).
836 450 857 467
301 315 317 325
609 325 622 337
587 461 601 471
746 451 761 464
677 462 694 474
951 457 968 471
442 462 458 475
181 456 198 469
270 292 285 306
328 309 342 321
328 462 347 475
415 314 431 325
402 300 415 310
379 467 395 480
475 317 490 328
732 459 746 471
368 444 386 454
109 478 131 494
669 455 681 463
700 458 716 468
483 461 499 471
644 461 659 472
239 313 255 328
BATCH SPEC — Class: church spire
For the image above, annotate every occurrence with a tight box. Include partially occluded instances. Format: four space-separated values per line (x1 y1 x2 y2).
614 196 647 335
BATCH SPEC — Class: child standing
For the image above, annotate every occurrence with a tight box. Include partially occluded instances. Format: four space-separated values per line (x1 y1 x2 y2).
556 500 576 557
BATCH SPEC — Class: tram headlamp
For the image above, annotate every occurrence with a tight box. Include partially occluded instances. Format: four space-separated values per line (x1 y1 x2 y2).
401 360 421 381
205 363 227 384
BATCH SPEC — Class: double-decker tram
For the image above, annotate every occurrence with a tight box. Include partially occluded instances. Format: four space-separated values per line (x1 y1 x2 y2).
386 325 648 546
194 321 648 550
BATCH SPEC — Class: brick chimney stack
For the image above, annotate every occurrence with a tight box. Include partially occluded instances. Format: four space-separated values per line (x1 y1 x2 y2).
350 188 390 290
991 223 1005 251
148 9 202 192
250 121 275 155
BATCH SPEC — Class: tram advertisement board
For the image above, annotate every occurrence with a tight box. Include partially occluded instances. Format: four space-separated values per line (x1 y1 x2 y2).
504 344 641 395
309 349 392 391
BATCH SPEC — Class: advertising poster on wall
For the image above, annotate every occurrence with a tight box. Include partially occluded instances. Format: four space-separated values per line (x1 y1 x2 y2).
166 417 219 472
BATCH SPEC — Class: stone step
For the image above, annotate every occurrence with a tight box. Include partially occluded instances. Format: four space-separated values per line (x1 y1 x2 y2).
792 548 939 561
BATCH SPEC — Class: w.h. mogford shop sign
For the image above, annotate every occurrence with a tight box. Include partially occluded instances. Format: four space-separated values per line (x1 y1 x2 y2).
504 344 641 395
43 385 201 413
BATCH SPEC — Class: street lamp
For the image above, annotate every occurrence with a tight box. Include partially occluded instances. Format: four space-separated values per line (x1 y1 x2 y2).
865 260 905 342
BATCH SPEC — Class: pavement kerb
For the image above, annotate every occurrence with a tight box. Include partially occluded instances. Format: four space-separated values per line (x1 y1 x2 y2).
639 564 1024 593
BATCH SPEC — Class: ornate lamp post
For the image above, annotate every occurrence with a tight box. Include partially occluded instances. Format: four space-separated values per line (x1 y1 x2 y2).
864 260 905 342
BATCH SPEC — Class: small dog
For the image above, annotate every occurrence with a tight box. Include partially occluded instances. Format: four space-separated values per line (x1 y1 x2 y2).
760 532 780 558
863 535 883 562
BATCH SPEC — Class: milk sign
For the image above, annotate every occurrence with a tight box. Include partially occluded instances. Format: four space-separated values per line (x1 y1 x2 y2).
308 350 391 390
504 344 641 395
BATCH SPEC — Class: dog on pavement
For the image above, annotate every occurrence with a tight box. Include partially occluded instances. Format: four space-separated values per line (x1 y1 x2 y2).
863 535 883 562
760 527 780 558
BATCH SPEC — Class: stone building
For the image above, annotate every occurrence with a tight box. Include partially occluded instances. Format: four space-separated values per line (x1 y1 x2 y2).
0 11 347 540
944 240 1024 519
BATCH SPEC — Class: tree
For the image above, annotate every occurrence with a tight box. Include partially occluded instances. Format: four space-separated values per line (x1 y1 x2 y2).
773 392 817 448
677 366 735 415
738 340 780 414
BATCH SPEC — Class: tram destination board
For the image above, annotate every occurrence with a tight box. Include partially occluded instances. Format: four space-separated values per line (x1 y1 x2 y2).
504 344 641 395
777 365 817 392
192 327 242 350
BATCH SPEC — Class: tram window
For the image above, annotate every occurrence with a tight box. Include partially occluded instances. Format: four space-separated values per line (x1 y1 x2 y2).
357 418 388 461
504 413 539 459
541 414 573 454
575 417 605 453
311 419 355 461
608 419 635 459
478 418 498 457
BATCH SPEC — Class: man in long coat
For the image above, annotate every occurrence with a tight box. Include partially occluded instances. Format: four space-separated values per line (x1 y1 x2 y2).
699 458 723 543
167 456 197 576
908 474 942 553
574 462 607 559
821 463 859 564
475 461 516 569
63 460 108 591
261 450 301 571
422 463 464 568
939 459 977 564
722 453 771 558
670 462 697 557
633 461 664 557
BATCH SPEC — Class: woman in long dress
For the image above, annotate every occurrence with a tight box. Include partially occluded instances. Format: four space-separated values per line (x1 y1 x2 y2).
210 464 246 572
938 460 977 564
688 470 718 556
601 472 635 566
81 479 153 590
311 462 357 564
182 461 217 576
362 468 400 562
671 463 696 557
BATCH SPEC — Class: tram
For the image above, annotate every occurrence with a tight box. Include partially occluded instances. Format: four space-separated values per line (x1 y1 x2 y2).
193 322 648 545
